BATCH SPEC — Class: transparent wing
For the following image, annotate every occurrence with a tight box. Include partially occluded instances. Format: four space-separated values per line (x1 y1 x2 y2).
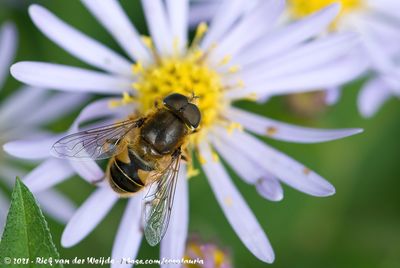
143 152 181 246
51 118 144 160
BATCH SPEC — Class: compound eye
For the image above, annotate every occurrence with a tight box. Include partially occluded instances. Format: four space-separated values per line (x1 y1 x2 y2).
182 103 201 128
163 93 188 111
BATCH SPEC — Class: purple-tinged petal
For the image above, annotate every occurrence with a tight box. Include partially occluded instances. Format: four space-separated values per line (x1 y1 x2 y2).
201 0 246 49
29 5 132 76
160 165 188 268
3 135 61 160
0 86 47 127
24 92 90 126
0 22 17 89
0 164 25 188
240 33 359 84
69 161 104 185
325 86 342 105
62 186 118 247
228 54 368 99
365 0 400 28
188 1 218 28
362 14 400 56
255 176 283 202
358 23 396 74
111 194 143 268
0 188 9 233
4 128 50 140
210 135 263 184
23 158 74 193
358 77 393 118
214 128 336 197
234 4 340 66
36 189 76 224
225 107 363 143
141 0 173 55
82 0 151 63
11 62 133 94
210 134 284 201
69 98 131 133
166 0 188 52
213 0 284 59
381 71 400 95
199 141 275 263
0 89 85 135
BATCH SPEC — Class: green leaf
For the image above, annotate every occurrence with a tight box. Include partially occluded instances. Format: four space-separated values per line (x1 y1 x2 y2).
0 178 63 268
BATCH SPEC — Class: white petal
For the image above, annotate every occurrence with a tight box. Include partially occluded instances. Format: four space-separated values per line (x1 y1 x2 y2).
36 189 76 224
0 188 9 232
81 0 150 62
29 5 132 76
201 0 246 49
188 1 219 27
366 0 400 24
23 92 90 126
69 160 105 185
210 134 284 201
210 136 263 184
212 0 284 59
141 0 173 55
111 195 143 268
228 54 368 99
241 33 359 84
0 86 48 127
325 86 342 105
0 163 26 188
11 62 133 94
358 77 393 118
0 22 17 89
198 141 275 263
160 165 188 268
62 186 118 247
381 71 400 95
358 23 396 74
70 98 131 132
234 4 340 66
214 128 336 197
225 107 363 143
81 0 151 63
255 176 283 202
1 128 51 143
363 15 400 56
3 135 60 160
23 158 74 193
166 0 188 52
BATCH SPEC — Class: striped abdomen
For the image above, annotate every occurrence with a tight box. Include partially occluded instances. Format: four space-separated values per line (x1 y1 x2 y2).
108 149 153 196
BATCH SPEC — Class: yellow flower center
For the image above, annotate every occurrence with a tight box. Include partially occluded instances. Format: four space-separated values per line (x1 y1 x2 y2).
132 52 225 142
109 23 244 175
288 0 364 28
125 23 242 145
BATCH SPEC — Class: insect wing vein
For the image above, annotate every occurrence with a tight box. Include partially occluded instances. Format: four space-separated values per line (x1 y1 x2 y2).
52 118 143 160
143 154 181 246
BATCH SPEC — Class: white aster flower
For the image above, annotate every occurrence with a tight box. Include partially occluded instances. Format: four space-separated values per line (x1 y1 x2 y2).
8 0 365 265
0 22 87 228
193 0 400 117
286 0 400 117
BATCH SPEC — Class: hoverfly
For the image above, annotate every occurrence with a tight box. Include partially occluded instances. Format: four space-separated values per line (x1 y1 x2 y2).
51 93 201 246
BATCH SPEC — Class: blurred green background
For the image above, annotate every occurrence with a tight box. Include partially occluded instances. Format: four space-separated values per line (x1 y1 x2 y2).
0 0 399 267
